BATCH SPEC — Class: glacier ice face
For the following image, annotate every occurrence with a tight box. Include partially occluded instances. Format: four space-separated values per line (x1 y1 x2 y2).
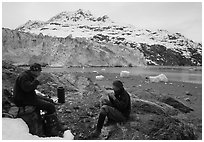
2 28 146 67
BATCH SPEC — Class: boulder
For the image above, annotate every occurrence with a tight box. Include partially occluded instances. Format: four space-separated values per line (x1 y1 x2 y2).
130 92 179 116
18 108 44 137
159 96 194 113
131 98 166 115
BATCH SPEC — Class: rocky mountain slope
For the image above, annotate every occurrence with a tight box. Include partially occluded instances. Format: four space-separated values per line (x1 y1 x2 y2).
3 9 202 66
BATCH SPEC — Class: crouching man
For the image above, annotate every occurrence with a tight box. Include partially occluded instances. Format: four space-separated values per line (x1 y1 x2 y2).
13 63 67 137
88 80 131 139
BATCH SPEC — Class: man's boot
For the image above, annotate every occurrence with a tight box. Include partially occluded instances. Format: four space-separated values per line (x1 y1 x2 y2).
58 122 68 132
104 118 116 126
87 112 106 139
44 113 67 137
52 114 68 132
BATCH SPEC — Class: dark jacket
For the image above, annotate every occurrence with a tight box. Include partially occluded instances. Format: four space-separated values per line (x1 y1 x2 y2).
13 70 40 106
109 89 131 118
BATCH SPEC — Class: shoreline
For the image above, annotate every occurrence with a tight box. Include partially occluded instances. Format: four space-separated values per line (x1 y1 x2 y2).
42 68 202 84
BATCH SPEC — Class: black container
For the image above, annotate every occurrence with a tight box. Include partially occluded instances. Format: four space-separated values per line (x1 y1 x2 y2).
57 87 65 103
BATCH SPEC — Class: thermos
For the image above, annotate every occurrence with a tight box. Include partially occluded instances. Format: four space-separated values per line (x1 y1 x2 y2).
57 87 65 103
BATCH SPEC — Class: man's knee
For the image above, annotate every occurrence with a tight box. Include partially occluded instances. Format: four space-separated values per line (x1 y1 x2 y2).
36 100 56 114
46 103 55 114
101 105 111 115
101 99 111 106
49 104 55 112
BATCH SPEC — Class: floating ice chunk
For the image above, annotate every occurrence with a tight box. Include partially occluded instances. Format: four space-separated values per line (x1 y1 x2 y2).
96 75 104 80
146 74 168 83
120 71 130 78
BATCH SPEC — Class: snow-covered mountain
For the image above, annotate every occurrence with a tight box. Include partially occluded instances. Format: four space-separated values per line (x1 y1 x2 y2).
5 9 202 66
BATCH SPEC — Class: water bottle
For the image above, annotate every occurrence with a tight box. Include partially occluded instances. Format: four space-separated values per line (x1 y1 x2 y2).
57 87 65 103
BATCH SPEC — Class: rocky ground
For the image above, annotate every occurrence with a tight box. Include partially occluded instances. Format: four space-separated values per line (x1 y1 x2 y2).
2 61 202 140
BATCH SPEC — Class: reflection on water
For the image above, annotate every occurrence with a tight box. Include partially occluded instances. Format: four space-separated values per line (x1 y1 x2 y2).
43 66 202 84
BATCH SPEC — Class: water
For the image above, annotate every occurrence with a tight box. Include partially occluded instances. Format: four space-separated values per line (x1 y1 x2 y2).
43 66 202 84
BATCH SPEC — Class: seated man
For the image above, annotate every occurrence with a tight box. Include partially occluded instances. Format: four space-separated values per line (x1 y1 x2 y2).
88 80 131 138
13 63 66 137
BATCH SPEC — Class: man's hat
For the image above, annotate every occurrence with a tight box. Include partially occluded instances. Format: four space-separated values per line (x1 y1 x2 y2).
112 80 123 89
30 63 42 71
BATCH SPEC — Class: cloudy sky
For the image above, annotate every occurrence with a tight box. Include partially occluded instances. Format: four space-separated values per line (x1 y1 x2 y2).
2 2 202 42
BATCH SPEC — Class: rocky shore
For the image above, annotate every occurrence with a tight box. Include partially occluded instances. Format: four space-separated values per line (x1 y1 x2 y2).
2 61 202 140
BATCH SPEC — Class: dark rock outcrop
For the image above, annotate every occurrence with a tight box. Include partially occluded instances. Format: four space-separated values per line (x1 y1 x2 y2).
140 43 202 66
160 96 194 113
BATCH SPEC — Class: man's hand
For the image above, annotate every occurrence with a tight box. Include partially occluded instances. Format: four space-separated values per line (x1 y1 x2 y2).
108 93 116 100
101 97 110 105
36 74 44 84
